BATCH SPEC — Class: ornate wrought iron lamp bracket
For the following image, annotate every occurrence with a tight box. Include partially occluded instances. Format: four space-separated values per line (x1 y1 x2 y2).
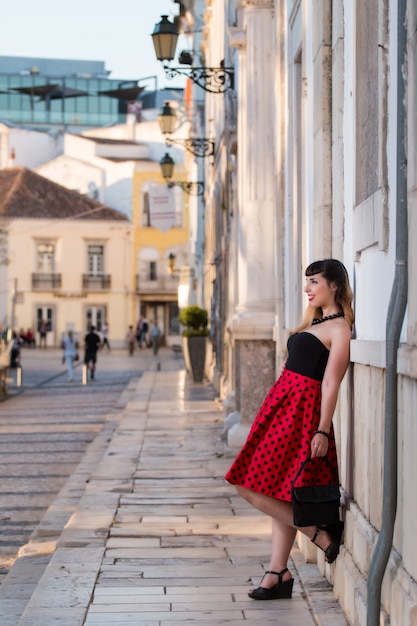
163 64 234 93
167 181 204 196
165 137 215 158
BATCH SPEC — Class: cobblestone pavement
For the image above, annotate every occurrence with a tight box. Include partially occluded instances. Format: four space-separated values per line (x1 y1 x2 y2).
0 349 349 626
0 346 181 583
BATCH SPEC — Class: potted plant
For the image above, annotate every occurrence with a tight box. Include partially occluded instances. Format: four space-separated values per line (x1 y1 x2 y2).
179 305 209 382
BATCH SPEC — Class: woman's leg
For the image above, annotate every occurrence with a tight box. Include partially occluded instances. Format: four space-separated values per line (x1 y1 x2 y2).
66 355 73 380
236 485 334 554
249 518 295 591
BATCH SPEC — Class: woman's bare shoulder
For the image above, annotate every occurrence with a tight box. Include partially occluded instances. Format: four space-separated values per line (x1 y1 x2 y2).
338 317 352 334
330 318 352 345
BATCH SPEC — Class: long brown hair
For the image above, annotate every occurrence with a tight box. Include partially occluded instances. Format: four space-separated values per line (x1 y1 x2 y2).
291 259 354 334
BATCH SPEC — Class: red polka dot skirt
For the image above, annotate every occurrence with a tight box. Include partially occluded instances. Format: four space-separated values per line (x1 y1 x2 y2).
225 369 339 502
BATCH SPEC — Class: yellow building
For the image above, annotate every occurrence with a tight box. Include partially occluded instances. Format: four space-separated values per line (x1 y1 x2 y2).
8 113 195 348
0 167 132 347
132 163 191 347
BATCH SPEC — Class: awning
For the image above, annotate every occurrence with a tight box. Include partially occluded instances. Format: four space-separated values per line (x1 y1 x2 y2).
98 86 145 100
12 84 60 97
11 84 89 100
42 86 89 100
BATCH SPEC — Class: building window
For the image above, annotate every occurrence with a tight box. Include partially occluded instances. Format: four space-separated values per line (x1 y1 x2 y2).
169 303 180 335
88 244 104 275
37 243 55 273
355 0 379 205
0 72 124 127
142 192 151 227
36 306 54 332
86 306 106 332
149 261 157 281
352 0 388 253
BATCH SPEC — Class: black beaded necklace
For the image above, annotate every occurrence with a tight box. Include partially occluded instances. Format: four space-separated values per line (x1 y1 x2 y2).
312 312 344 325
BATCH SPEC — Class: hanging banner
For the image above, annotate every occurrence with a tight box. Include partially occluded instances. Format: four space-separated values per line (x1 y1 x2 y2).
149 185 176 233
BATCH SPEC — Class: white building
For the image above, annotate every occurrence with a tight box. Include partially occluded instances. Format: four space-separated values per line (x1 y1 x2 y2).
0 121 63 170
177 0 417 624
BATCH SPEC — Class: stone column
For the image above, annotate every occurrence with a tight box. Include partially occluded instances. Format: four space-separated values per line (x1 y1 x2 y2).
229 0 277 443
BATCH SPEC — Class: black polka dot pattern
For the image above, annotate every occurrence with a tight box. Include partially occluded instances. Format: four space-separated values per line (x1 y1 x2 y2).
225 339 339 502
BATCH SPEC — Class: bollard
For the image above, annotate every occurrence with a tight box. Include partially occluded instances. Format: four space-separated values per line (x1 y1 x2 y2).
82 364 88 385
16 366 22 387
157 362 161 371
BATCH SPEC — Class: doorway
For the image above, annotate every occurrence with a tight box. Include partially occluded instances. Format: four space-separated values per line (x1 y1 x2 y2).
85 306 106 332
36 306 55 346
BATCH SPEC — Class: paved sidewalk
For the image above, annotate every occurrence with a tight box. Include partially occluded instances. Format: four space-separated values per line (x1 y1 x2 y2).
1 358 348 625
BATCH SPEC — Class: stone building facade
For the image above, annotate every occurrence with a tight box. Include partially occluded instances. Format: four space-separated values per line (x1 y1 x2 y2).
0 167 132 347
178 0 417 623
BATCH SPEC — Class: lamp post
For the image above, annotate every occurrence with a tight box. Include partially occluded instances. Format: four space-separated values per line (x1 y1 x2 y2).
151 16 234 94
158 101 215 158
159 153 204 196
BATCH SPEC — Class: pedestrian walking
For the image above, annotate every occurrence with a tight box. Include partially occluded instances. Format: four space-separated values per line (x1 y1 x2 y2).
135 317 143 348
101 321 111 351
39 319 48 348
139 317 149 349
150 321 161 355
61 330 79 381
10 331 21 368
84 326 101 380
225 259 354 600
126 325 135 356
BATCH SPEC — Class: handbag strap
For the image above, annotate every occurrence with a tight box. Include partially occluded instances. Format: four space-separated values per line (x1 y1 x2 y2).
292 455 338 486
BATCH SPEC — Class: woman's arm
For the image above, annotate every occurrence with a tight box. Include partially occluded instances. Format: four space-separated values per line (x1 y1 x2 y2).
311 325 351 458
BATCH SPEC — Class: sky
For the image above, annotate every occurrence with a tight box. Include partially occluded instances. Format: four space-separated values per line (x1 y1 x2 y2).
1 0 189 89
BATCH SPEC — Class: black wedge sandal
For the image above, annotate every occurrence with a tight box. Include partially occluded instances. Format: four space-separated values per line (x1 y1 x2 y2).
248 567 294 600
311 521 344 563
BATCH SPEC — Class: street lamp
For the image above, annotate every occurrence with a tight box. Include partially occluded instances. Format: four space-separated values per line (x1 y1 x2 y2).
151 15 179 61
168 253 195 282
151 15 234 94
158 101 177 134
159 153 204 196
168 252 176 275
160 152 175 180
158 101 215 158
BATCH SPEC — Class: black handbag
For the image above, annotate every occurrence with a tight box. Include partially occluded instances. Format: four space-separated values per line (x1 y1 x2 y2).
291 455 340 527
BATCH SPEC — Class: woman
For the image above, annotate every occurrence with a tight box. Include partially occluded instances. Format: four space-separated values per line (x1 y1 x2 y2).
101 321 111 351
126 325 136 356
225 259 354 600
61 330 78 381
150 321 161 355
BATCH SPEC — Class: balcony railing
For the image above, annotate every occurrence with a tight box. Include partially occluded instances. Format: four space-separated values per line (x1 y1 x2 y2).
32 273 62 290
135 274 178 294
82 274 111 290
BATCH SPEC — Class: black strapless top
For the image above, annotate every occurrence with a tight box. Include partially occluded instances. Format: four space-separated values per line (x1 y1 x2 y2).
286 332 329 382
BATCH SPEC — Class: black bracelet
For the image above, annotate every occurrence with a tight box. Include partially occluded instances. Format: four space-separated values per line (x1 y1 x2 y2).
314 430 330 439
